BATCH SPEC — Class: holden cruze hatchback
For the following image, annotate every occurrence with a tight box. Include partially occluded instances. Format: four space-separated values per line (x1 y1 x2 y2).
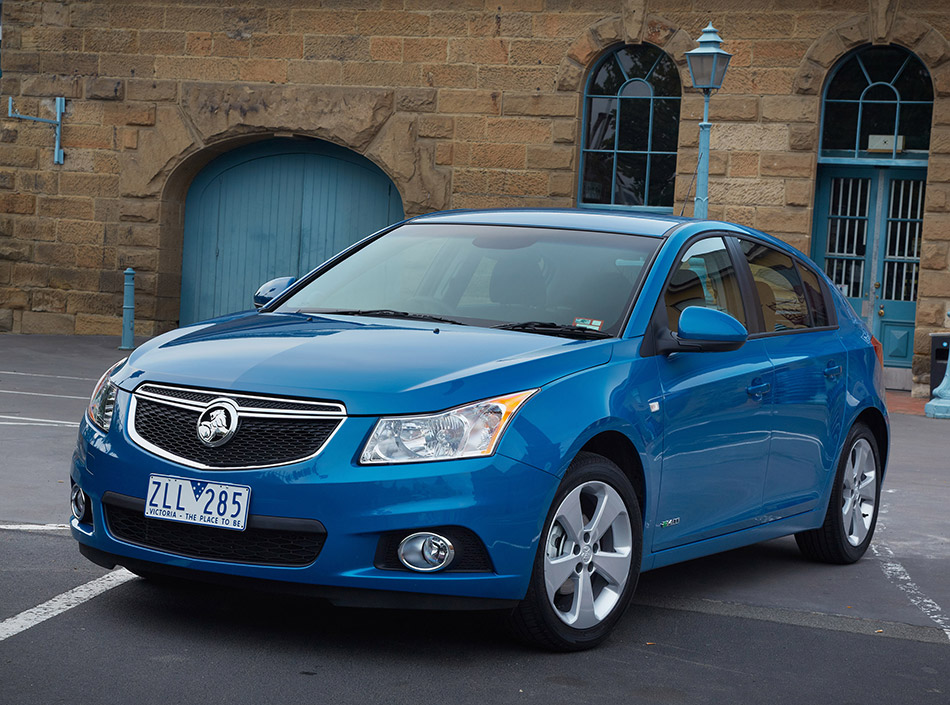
72 209 887 650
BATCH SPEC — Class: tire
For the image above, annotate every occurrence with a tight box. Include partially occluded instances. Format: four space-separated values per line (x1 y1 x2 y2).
509 452 643 651
795 422 882 564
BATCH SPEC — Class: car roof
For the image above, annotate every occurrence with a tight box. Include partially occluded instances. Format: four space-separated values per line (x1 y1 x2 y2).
408 208 690 238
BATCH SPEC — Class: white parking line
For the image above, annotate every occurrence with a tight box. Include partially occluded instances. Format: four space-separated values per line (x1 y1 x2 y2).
0 370 98 381
0 389 89 400
0 415 79 428
0 524 70 532
0 569 136 642
872 542 950 643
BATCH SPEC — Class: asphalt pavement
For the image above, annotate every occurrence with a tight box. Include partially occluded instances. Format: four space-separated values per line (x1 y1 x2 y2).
1 333 948 704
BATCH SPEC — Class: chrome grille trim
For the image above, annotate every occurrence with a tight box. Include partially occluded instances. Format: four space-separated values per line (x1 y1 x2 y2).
135 383 346 417
127 383 346 471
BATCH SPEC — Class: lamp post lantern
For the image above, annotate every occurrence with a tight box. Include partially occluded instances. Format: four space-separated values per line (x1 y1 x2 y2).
685 23 732 219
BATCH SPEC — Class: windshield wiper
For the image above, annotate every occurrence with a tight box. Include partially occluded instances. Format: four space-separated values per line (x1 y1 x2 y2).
491 321 611 340
300 309 468 326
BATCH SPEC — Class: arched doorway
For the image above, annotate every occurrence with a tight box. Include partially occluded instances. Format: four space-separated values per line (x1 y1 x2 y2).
180 138 404 325
811 45 933 389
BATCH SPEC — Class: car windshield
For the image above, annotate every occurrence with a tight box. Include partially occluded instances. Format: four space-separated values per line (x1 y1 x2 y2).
277 223 659 337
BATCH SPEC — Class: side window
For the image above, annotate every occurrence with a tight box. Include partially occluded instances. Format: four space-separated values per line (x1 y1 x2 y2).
664 237 745 333
798 264 831 327
739 240 809 332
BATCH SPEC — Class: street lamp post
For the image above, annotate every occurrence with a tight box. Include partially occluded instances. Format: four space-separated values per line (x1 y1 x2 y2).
685 23 732 219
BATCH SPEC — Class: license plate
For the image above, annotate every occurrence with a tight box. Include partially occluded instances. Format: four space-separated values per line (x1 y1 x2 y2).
146 474 251 531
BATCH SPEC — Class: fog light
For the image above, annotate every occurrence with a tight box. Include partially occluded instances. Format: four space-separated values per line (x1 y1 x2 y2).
70 485 88 522
397 532 455 572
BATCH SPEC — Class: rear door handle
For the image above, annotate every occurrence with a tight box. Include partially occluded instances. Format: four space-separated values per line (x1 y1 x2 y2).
824 363 843 378
746 381 771 398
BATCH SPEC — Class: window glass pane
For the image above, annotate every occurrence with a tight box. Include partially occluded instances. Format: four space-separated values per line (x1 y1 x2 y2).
588 56 625 96
620 79 651 97
614 153 647 206
893 59 934 101
740 240 810 331
864 84 897 101
617 98 650 152
665 237 745 333
617 43 662 79
647 155 676 207
859 46 906 84
822 102 859 152
649 54 682 97
586 97 617 151
652 98 681 152
859 101 897 150
581 152 613 204
899 103 933 151
826 59 868 99
798 265 830 327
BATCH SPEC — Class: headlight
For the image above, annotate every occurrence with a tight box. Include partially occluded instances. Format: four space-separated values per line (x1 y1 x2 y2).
360 390 537 464
87 358 126 433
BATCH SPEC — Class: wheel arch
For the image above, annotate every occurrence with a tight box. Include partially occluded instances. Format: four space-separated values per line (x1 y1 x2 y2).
579 430 646 524
854 405 889 474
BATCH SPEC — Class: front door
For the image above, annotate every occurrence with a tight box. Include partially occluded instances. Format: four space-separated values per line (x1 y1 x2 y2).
812 166 926 383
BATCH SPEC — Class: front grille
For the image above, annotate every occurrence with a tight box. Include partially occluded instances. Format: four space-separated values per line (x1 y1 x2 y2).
128 384 345 470
137 384 343 413
103 494 325 567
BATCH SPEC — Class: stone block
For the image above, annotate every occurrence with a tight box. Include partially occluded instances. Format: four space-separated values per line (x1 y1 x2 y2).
0 171 14 190
357 11 429 37
891 14 930 46
835 16 870 48
34 243 78 267
727 152 758 178
761 95 819 124
918 269 950 297
509 39 571 67
477 66 557 92
32 289 67 313
786 180 813 207
62 125 114 149
0 287 29 310
792 61 824 96
20 75 83 99
439 90 501 115
127 79 179 102
418 116 454 139
486 117 551 144
20 311 74 335
371 37 404 63
925 183 950 213
0 147 38 168
549 171 575 198
103 103 157 127
74 313 121 336
1 51 39 72
240 59 288 84
84 28 138 54
470 143 527 169
753 40 811 68
708 178 785 206
566 31 602 67
552 119 576 144
915 298 948 327
59 173 120 198
915 30 950 69
57 220 105 244
557 60 584 93
526 145 573 170
681 95 759 122
922 212 950 241
85 78 125 102
99 54 156 79
760 152 814 178
12 263 48 287
805 32 846 69
0 193 36 215
110 4 164 30
290 10 359 34
38 196 94 220
396 88 437 114
920 241 949 271
711 124 788 152
591 16 625 46
287 61 343 85
449 38 510 65
251 34 303 60
16 170 58 194
503 92 577 117
0 309 12 332
304 35 369 63
139 31 187 56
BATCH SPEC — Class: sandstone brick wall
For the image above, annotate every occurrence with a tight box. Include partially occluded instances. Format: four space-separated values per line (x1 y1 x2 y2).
0 0 948 393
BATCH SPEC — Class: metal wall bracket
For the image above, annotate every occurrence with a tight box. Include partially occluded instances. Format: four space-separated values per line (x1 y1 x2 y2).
7 96 66 164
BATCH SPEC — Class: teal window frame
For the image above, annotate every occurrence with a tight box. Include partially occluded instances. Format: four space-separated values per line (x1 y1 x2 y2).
578 43 682 213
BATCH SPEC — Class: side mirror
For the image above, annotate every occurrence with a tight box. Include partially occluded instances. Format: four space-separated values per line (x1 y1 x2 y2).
657 306 748 355
253 276 296 309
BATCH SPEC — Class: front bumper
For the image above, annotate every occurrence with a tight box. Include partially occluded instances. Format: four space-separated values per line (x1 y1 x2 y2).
70 394 559 603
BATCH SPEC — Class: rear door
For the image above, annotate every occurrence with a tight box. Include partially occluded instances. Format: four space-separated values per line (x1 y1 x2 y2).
736 238 847 518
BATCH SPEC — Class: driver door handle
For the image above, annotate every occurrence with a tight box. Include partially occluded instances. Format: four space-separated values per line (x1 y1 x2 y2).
824 362 843 378
746 381 771 398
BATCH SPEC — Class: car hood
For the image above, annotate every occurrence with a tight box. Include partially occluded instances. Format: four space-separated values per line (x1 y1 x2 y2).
116 313 614 415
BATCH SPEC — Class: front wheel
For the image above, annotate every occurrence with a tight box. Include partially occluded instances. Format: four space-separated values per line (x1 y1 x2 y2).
509 452 642 651
795 422 882 564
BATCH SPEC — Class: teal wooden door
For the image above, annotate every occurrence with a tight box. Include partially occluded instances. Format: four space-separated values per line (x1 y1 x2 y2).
180 139 404 325
812 166 925 368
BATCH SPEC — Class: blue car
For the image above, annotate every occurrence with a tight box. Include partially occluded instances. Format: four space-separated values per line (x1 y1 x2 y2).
72 209 887 650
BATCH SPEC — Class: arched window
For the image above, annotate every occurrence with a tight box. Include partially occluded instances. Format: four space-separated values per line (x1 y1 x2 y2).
579 43 682 211
821 45 933 162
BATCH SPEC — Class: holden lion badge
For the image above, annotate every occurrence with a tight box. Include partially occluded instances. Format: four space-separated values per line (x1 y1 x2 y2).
196 399 239 447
